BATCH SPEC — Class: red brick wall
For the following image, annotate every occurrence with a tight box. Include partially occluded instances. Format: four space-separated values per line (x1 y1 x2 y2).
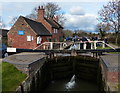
8 16 50 49
41 36 51 43
107 72 120 83
36 8 64 42
51 28 64 42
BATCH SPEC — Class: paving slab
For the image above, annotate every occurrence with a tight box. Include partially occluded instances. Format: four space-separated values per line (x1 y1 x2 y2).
100 54 120 72
3 52 46 64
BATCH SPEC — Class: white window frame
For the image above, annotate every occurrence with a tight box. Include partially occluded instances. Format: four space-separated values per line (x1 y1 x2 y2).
27 36 31 41
31 36 34 40
55 29 58 33
37 36 42 44
54 29 58 33
54 29 56 33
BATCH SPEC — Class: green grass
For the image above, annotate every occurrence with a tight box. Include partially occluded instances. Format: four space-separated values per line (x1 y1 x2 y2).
2 62 27 91
114 84 120 93
109 52 120 54
118 84 120 92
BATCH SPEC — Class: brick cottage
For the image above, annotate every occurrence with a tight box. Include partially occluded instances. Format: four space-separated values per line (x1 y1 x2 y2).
8 6 64 49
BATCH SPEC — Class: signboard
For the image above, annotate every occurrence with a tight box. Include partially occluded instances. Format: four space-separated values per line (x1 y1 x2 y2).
18 30 24 35
7 47 16 52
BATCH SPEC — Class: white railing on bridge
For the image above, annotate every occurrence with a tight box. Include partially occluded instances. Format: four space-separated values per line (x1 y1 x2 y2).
6 40 117 53
33 40 115 50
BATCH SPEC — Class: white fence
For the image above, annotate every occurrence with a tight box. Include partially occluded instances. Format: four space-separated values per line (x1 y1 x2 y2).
33 41 110 50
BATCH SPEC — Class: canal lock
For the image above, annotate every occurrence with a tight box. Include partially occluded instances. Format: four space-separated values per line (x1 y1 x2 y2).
30 55 105 92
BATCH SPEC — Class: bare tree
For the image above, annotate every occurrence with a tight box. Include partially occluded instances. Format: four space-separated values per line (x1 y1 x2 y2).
9 16 18 26
96 23 111 39
44 3 61 18
26 2 66 26
98 0 120 44
0 16 5 29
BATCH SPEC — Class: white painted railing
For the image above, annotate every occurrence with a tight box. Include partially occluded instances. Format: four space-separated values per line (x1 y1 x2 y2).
33 41 112 50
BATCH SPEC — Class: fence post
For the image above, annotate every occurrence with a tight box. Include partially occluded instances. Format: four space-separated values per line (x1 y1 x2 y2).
78 43 80 50
102 41 105 48
91 42 93 49
94 42 97 49
50 42 53 50
60 43 63 50
83 42 87 49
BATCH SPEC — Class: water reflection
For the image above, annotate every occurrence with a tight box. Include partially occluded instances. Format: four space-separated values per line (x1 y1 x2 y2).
43 77 99 92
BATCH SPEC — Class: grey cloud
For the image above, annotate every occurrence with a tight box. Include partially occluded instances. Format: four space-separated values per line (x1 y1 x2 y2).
69 6 85 15
64 14 97 31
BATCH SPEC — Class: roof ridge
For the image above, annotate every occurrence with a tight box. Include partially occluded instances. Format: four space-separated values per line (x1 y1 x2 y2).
20 16 51 36
44 18 59 28
20 16 42 24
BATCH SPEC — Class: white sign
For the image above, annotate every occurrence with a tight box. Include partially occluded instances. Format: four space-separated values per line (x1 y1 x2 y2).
7 47 16 52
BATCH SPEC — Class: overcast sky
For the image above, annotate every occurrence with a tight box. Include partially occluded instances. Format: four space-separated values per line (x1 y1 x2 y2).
0 0 109 32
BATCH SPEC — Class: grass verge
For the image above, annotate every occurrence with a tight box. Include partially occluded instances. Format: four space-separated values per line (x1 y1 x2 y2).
96 46 112 49
97 46 120 54
2 62 27 91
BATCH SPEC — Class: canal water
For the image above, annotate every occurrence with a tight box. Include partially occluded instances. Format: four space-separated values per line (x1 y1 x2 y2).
40 56 103 92
43 75 99 92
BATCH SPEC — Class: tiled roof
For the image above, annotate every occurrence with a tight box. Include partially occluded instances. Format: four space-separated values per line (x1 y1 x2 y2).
45 18 63 29
53 20 63 29
21 16 52 36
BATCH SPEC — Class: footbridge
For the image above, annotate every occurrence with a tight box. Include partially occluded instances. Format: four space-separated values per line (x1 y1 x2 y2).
7 41 120 57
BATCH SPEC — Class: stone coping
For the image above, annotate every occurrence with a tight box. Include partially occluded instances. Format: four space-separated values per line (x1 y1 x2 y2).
100 54 120 68
3 52 46 64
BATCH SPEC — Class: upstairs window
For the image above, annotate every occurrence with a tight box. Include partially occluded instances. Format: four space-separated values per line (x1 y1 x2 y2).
54 29 58 33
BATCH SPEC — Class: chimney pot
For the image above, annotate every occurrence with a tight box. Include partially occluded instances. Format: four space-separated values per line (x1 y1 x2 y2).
38 6 40 9
37 6 44 22
53 15 58 22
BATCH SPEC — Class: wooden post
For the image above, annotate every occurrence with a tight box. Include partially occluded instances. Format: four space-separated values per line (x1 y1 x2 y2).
43 45 46 50
60 43 62 50
102 41 105 48
83 43 87 49
91 42 93 49
94 42 97 49
78 43 80 50
50 42 53 50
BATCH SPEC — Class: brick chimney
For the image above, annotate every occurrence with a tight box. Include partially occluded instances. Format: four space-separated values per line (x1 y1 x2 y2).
37 6 44 22
53 16 58 22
